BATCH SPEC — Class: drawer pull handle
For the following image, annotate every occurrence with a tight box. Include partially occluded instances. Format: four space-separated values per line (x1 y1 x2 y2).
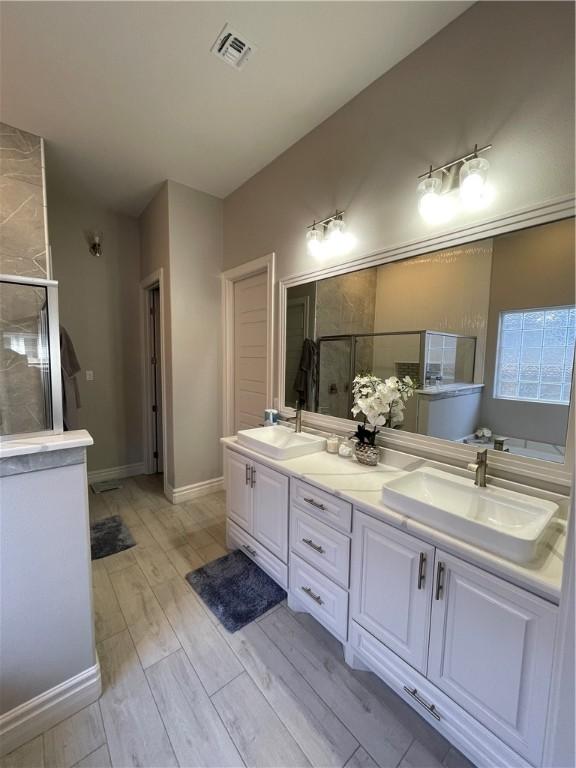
243 544 257 557
417 552 427 590
250 466 256 488
302 538 325 554
301 586 324 605
403 686 440 721
245 464 250 486
435 561 445 600
303 497 326 511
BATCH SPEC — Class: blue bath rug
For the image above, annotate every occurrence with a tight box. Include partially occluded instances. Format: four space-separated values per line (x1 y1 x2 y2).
90 515 135 560
186 550 286 632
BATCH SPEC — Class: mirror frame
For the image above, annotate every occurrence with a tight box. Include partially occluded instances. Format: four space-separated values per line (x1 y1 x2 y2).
278 194 575 490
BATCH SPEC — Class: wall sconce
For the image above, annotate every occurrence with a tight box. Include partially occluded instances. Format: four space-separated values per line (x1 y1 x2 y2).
87 231 103 257
417 144 493 224
306 211 356 260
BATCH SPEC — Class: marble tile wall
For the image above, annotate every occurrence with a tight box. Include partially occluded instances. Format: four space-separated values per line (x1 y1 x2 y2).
316 268 377 418
0 122 49 278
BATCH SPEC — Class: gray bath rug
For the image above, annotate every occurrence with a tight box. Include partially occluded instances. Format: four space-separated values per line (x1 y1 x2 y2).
186 550 286 632
90 515 135 560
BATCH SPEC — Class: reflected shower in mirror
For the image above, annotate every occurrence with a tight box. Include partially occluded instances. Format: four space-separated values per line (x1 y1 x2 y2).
284 218 575 463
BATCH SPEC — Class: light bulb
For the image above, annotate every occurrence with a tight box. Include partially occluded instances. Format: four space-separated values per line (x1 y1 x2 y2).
306 227 324 258
417 176 453 224
459 156 490 208
325 218 355 256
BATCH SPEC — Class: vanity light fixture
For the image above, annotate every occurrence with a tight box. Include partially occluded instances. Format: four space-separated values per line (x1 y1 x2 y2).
306 211 356 259
417 143 493 223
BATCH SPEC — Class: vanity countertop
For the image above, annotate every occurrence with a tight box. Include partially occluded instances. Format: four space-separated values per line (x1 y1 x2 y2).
221 436 567 604
0 429 93 459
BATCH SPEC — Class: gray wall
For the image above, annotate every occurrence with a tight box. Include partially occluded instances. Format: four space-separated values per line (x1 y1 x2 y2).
223 2 575 404
167 181 223 490
480 219 575 445
49 180 143 473
139 183 175 487
139 181 223 491
0 460 95 716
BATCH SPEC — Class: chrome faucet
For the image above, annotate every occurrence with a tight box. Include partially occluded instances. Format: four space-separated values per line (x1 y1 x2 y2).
287 400 303 433
467 448 488 487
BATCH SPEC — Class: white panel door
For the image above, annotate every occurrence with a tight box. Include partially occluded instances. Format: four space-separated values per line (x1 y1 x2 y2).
252 460 289 562
428 550 558 765
226 452 253 533
351 511 434 673
234 272 268 432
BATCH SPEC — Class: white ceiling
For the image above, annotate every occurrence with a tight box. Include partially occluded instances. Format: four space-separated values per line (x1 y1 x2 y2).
1 2 472 215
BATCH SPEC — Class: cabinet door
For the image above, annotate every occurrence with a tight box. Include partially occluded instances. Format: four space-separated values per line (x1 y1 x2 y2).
252 461 289 562
226 451 253 533
428 550 557 765
351 511 434 673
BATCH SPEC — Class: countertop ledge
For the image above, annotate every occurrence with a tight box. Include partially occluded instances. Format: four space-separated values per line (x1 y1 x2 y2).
0 430 93 459
221 436 566 605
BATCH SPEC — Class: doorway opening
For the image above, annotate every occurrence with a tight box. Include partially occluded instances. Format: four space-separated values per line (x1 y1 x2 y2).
148 285 163 473
141 270 166 483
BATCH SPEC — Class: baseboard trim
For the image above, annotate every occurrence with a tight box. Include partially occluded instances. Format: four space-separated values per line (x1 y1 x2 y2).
0 661 101 757
168 476 224 504
87 462 144 484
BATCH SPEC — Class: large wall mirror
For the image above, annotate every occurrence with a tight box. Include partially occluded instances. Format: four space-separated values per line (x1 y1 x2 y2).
284 218 575 465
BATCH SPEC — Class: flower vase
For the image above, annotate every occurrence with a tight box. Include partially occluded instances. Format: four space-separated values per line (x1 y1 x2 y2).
355 443 379 466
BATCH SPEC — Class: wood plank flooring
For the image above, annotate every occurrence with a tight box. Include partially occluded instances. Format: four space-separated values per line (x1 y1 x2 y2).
1 475 476 768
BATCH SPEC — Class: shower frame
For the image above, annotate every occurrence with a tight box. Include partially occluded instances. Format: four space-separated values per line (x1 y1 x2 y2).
0 273 63 440
315 330 477 415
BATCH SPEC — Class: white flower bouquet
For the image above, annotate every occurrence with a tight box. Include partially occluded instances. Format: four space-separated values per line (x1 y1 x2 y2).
351 373 416 444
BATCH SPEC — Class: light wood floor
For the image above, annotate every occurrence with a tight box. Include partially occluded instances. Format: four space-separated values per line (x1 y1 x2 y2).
2 475 475 768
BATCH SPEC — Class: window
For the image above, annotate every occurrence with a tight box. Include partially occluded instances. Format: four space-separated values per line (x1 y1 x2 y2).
494 306 575 404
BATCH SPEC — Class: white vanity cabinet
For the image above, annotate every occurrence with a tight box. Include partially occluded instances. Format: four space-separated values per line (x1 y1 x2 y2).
428 551 557 765
223 442 561 768
225 450 289 585
349 510 558 767
351 512 434 673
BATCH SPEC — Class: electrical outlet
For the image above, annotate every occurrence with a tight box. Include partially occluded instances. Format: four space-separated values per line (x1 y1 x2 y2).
85 370 94 381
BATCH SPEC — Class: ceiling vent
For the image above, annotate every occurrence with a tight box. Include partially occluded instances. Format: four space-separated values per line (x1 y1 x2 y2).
211 24 256 70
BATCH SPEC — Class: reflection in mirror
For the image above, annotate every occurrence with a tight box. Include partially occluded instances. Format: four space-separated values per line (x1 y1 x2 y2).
285 218 575 463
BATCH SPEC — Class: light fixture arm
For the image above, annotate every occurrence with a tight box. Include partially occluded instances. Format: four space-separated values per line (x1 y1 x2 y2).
306 210 344 230
417 144 492 180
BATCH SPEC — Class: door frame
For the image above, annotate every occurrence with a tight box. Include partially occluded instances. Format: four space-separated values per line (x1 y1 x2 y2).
221 253 275 437
140 269 168 487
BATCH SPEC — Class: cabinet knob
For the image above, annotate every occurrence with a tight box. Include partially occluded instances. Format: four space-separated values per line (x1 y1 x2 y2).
403 686 441 721
417 552 427 590
303 497 326 511
301 585 324 605
302 538 325 554
435 561 445 600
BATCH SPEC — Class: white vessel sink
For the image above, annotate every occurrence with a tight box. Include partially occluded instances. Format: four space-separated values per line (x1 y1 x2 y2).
382 467 558 563
237 425 326 460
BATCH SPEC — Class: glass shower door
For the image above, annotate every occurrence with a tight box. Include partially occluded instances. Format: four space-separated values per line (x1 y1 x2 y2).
0 278 61 437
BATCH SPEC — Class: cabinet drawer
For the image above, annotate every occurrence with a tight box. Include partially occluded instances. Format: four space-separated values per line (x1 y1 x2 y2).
227 520 288 590
349 622 530 768
290 507 350 587
291 478 352 533
290 553 348 640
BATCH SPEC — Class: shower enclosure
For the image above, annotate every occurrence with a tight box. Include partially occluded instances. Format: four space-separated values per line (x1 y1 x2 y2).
316 330 477 419
0 275 62 438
